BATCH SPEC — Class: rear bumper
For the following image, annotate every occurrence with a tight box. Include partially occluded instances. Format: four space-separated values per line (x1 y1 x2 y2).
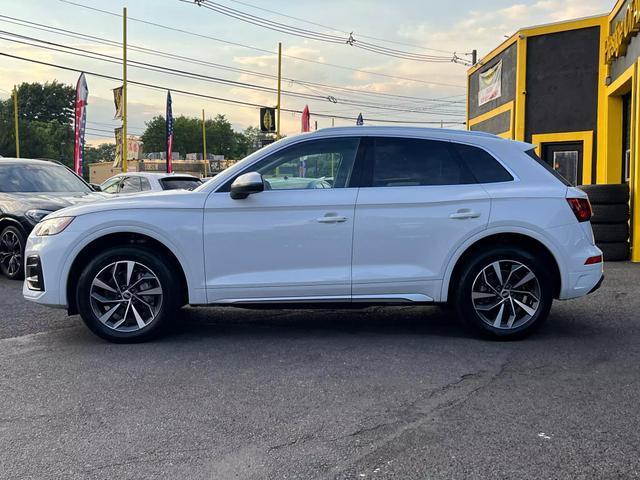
588 274 604 295
559 261 603 300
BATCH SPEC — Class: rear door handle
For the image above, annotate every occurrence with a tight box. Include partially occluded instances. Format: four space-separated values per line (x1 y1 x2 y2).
450 209 481 220
317 214 348 223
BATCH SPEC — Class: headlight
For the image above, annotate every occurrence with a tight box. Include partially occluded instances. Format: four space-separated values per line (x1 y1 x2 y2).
25 209 54 223
33 217 75 236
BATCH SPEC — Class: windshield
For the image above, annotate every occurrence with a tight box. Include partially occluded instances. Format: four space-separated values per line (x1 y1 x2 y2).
0 164 92 193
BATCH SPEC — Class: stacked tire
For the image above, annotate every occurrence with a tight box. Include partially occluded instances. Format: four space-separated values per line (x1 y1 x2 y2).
578 184 630 261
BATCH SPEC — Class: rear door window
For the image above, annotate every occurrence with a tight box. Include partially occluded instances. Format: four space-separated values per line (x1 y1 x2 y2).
120 176 142 193
368 137 475 187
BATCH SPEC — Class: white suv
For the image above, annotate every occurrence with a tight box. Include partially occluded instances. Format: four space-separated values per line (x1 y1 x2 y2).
23 127 603 342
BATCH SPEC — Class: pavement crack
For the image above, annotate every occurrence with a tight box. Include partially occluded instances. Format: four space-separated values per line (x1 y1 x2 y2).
324 356 511 479
267 422 326 453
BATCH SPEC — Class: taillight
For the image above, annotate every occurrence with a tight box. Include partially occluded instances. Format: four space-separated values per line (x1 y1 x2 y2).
585 255 603 265
567 197 592 222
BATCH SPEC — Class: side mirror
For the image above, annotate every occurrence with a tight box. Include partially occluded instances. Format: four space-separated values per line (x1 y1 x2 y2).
90 183 102 192
230 172 264 200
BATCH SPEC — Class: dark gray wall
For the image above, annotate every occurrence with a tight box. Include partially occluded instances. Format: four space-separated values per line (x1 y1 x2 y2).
468 43 517 119
524 26 600 143
610 1 640 81
470 110 511 134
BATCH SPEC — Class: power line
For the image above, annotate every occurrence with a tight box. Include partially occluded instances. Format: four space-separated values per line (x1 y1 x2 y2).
0 51 466 126
218 0 457 55
56 0 466 89
87 120 146 131
190 0 469 64
0 32 465 116
0 14 465 108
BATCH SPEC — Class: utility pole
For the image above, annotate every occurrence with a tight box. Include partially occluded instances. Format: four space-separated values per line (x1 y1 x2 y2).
122 7 128 173
202 108 208 177
472 49 478 66
12 85 19 158
276 42 282 139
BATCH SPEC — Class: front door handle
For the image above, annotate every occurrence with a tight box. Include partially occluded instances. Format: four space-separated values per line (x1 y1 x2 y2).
317 214 348 223
450 209 481 220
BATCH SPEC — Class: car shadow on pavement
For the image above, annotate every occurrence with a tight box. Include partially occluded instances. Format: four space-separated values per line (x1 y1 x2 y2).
156 300 606 344
165 305 490 341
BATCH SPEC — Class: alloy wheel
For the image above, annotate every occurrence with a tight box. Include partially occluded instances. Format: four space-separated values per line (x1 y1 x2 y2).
89 260 163 332
0 230 22 278
471 260 541 330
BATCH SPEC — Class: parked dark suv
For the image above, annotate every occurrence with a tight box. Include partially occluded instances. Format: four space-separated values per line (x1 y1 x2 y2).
0 158 105 280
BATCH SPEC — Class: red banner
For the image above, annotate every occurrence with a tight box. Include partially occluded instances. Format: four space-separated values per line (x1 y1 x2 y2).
73 73 88 176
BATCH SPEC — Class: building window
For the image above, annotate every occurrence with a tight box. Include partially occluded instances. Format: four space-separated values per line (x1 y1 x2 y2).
624 149 631 183
552 151 579 186
622 93 632 184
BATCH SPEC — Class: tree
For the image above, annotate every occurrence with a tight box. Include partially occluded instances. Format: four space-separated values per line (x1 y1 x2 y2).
140 113 259 159
0 81 75 163
84 143 116 164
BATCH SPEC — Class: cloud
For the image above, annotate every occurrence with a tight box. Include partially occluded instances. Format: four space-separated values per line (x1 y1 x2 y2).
399 0 611 57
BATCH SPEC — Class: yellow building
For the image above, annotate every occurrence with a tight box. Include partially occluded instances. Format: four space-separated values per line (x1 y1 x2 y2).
467 0 640 262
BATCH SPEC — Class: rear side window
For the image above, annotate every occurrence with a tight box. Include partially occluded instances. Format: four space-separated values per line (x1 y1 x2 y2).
525 149 572 186
140 177 152 191
160 177 203 190
453 143 513 183
370 137 475 187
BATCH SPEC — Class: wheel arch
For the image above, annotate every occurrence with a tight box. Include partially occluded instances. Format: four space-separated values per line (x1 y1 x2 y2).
65 231 190 315
441 230 563 303
0 216 28 236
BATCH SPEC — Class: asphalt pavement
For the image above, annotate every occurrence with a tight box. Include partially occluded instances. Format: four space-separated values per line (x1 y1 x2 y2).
1 263 639 479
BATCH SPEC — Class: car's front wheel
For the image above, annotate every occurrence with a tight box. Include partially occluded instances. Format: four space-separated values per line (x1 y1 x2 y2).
0 225 25 280
454 246 553 339
76 246 180 342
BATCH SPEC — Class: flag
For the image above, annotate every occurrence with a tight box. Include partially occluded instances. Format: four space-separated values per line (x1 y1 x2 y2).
166 90 174 173
356 113 364 126
113 86 124 119
113 127 123 168
73 73 88 176
301 105 310 132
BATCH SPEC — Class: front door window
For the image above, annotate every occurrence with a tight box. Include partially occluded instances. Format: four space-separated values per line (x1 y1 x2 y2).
255 137 360 190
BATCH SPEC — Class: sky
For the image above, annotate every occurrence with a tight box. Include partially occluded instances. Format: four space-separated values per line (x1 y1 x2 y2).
0 0 614 148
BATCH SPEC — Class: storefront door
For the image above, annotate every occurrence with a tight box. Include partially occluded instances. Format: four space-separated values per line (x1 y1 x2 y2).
541 141 584 186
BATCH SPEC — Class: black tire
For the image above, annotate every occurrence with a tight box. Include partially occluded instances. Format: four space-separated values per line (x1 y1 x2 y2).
453 246 554 339
76 245 181 343
591 204 630 224
578 184 629 204
0 225 25 280
599 242 630 262
592 223 629 243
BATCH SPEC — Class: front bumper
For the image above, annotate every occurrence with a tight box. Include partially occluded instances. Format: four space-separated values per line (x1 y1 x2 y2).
22 231 74 309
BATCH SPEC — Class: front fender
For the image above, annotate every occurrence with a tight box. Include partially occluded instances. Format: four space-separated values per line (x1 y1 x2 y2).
56 215 205 306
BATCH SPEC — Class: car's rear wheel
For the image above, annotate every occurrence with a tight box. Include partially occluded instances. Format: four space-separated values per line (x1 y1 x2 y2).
454 247 553 339
76 246 180 342
0 226 25 280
